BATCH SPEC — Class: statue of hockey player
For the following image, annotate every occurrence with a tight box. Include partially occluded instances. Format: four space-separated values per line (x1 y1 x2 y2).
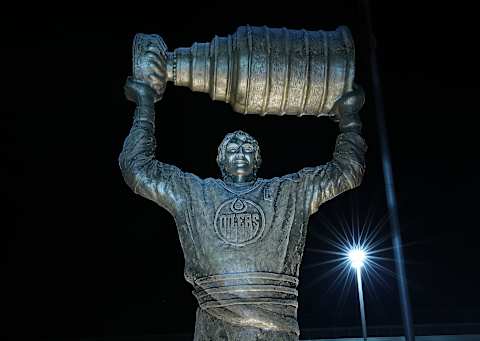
119 39 367 341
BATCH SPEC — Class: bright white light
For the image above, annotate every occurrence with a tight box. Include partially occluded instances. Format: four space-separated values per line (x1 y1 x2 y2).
303 212 395 297
348 248 367 269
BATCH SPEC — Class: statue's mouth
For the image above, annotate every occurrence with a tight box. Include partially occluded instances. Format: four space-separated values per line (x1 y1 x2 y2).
234 159 248 166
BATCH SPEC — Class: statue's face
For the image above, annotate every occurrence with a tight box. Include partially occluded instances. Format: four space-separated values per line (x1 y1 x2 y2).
217 130 261 181
224 137 256 178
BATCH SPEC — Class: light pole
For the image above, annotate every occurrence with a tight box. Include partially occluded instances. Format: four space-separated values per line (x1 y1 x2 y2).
348 248 368 341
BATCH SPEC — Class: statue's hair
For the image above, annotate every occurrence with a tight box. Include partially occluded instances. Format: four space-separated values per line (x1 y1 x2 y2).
216 130 262 178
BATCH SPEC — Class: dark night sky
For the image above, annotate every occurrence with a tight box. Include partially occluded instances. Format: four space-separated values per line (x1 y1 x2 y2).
4 1 480 340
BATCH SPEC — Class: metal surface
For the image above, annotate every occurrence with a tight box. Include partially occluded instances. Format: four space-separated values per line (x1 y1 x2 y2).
120 26 367 341
134 25 355 116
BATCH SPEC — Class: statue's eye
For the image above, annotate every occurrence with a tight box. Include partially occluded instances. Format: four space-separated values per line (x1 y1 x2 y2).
242 144 254 153
227 144 239 153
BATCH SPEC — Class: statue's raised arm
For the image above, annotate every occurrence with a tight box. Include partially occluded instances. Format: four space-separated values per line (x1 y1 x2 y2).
118 37 188 216
298 85 367 215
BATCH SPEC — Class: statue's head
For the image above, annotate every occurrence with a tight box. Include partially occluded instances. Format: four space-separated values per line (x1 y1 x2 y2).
217 130 262 182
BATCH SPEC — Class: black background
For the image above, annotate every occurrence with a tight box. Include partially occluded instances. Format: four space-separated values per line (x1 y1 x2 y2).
4 1 480 339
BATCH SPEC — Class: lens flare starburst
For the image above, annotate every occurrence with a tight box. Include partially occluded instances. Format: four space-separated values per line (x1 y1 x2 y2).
303 206 397 313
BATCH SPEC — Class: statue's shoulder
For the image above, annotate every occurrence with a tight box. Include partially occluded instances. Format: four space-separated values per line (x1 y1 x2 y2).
297 166 322 176
172 169 207 186
278 172 303 183
204 176 220 185
196 176 226 191
257 174 302 189
263 168 323 185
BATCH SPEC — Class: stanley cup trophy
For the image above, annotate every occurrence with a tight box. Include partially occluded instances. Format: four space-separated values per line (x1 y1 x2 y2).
119 25 367 340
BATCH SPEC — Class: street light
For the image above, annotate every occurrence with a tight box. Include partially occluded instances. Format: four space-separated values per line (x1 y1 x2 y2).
348 247 368 341
304 210 394 340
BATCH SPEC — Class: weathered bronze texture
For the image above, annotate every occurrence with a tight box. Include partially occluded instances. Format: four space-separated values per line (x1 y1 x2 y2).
121 26 367 341
133 25 355 116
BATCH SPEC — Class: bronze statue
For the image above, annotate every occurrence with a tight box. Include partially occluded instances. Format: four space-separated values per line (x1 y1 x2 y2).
119 26 367 341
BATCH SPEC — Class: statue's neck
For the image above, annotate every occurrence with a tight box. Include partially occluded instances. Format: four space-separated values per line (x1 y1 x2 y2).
223 174 257 186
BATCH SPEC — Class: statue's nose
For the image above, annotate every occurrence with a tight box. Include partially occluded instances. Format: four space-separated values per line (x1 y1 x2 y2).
233 152 248 162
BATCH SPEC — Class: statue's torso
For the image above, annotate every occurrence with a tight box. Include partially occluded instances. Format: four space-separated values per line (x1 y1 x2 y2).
173 176 312 283
169 174 313 337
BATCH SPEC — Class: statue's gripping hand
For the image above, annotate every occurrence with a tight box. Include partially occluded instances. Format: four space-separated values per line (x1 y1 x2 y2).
127 33 168 104
124 77 160 107
330 84 365 133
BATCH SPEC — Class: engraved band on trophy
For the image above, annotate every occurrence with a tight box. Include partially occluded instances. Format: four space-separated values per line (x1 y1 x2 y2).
133 25 355 116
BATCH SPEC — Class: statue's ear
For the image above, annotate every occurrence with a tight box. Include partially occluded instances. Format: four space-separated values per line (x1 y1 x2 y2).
255 152 262 170
216 150 224 169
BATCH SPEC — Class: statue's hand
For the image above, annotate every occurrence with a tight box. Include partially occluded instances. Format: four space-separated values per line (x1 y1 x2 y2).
124 77 158 106
132 34 168 99
331 84 364 132
331 84 365 119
